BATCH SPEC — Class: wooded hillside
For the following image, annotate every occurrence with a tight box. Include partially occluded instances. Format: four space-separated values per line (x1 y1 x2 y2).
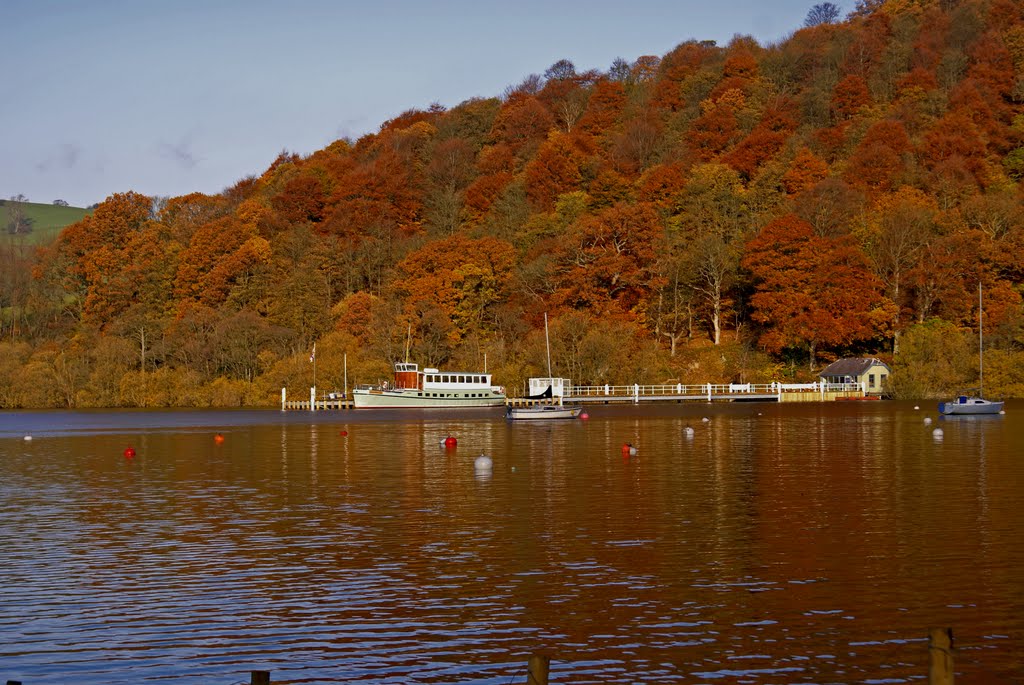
3 0 1024 407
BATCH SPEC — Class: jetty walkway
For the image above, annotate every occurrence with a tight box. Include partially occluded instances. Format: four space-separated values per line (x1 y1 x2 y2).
282 382 867 410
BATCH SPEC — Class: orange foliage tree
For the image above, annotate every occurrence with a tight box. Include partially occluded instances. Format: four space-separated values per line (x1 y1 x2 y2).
549 202 665 320
394 234 516 342
743 214 892 366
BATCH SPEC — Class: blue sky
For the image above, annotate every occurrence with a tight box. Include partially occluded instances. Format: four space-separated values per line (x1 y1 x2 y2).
2 0 831 208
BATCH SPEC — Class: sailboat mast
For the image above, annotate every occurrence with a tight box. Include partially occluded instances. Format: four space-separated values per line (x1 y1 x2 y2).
544 312 552 378
979 281 984 397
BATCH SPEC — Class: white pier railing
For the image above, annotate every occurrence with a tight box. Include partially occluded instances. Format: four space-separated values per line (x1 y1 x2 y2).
566 381 864 402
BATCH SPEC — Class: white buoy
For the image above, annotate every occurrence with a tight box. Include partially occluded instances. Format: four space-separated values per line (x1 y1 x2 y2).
932 427 944 439
684 426 695 438
914 405 920 410
474 455 493 471
701 416 710 423
23 435 32 441
924 417 932 425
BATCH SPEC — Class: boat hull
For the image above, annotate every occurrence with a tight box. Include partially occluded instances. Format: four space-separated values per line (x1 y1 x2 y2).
506 405 582 420
352 388 505 409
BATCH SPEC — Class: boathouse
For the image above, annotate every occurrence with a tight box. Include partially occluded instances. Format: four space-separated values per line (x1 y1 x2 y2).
818 358 891 396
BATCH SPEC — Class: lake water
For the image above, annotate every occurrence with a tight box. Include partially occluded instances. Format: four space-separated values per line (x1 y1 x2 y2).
1 402 1021 684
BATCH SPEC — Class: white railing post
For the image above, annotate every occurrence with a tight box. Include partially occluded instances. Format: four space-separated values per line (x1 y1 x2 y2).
605 384 610 396
633 383 639 403
281 387 287 410
310 386 316 411
707 384 712 401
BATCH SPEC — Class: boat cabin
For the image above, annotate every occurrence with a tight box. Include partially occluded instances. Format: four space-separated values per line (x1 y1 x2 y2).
818 358 891 395
391 362 495 391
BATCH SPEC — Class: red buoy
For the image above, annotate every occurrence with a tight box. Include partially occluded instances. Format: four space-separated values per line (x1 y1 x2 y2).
579 412 589 420
214 434 225 444
339 430 348 437
444 436 457 448
123 447 136 459
621 443 631 455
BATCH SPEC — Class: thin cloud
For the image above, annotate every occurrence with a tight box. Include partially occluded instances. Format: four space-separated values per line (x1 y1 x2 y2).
36 143 82 171
158 137 201 170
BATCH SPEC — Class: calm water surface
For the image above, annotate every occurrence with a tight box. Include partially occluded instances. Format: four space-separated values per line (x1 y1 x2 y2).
1 402 1021 684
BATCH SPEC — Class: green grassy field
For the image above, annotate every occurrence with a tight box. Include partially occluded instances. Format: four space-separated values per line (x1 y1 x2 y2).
0 200 91 245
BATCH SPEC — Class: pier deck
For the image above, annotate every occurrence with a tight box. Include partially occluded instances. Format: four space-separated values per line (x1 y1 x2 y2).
283 382 866 410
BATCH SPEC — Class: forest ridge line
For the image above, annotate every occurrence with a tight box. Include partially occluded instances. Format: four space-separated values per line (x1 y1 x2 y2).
2 0 1024 408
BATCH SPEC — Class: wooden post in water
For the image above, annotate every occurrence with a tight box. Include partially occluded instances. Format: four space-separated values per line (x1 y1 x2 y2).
8 680 23 684
527 653 550 685
251 670 270 685
928 627 954 685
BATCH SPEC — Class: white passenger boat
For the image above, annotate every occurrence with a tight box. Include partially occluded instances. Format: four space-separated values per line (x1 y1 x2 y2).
352 362 506 408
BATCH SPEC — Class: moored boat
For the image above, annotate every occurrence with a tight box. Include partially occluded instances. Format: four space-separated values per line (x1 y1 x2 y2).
506 404 583 420
352 362 505 408
938 395 1004 415
937 284 1005 416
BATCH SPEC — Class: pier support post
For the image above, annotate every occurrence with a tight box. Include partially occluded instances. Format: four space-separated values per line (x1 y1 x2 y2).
928 627 954 685
251 671 270 685
527 653 550 685
310 386 316 411
281 387 286 410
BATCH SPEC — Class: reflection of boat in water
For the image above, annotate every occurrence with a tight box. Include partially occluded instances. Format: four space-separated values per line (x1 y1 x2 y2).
506 404 582 420
352 362 505 408
938 284 1004 416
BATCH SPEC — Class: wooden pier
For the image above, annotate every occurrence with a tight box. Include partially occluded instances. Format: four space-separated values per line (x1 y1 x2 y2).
282 382 866 410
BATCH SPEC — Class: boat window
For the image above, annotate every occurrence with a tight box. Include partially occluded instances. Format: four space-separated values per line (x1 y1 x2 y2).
458 375 465 383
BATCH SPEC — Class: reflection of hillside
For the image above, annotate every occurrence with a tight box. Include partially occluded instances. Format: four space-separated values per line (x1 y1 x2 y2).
2 404 1021 682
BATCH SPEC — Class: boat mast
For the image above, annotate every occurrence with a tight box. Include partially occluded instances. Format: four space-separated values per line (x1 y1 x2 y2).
979 281 984 397
404 323 412 364
544 312 552 378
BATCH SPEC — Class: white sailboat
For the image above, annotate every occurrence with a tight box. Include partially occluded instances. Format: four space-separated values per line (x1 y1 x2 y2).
506 313 583 420
938 283 1004 416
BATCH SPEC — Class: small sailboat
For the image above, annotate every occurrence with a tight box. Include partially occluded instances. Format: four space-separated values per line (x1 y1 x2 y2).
507 313 584 421
938 283 1004 416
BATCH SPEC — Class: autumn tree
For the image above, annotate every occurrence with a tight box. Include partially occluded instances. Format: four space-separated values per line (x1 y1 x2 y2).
394 234 516 342
523 132 590 211
744 214 892 366
859 188 937 350
550 202 665 320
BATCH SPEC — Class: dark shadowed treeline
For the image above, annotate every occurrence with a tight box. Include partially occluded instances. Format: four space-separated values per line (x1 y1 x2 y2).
3 0 1024 408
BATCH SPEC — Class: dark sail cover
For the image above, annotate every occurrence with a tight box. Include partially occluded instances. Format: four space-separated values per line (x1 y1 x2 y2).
526 385 553 400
